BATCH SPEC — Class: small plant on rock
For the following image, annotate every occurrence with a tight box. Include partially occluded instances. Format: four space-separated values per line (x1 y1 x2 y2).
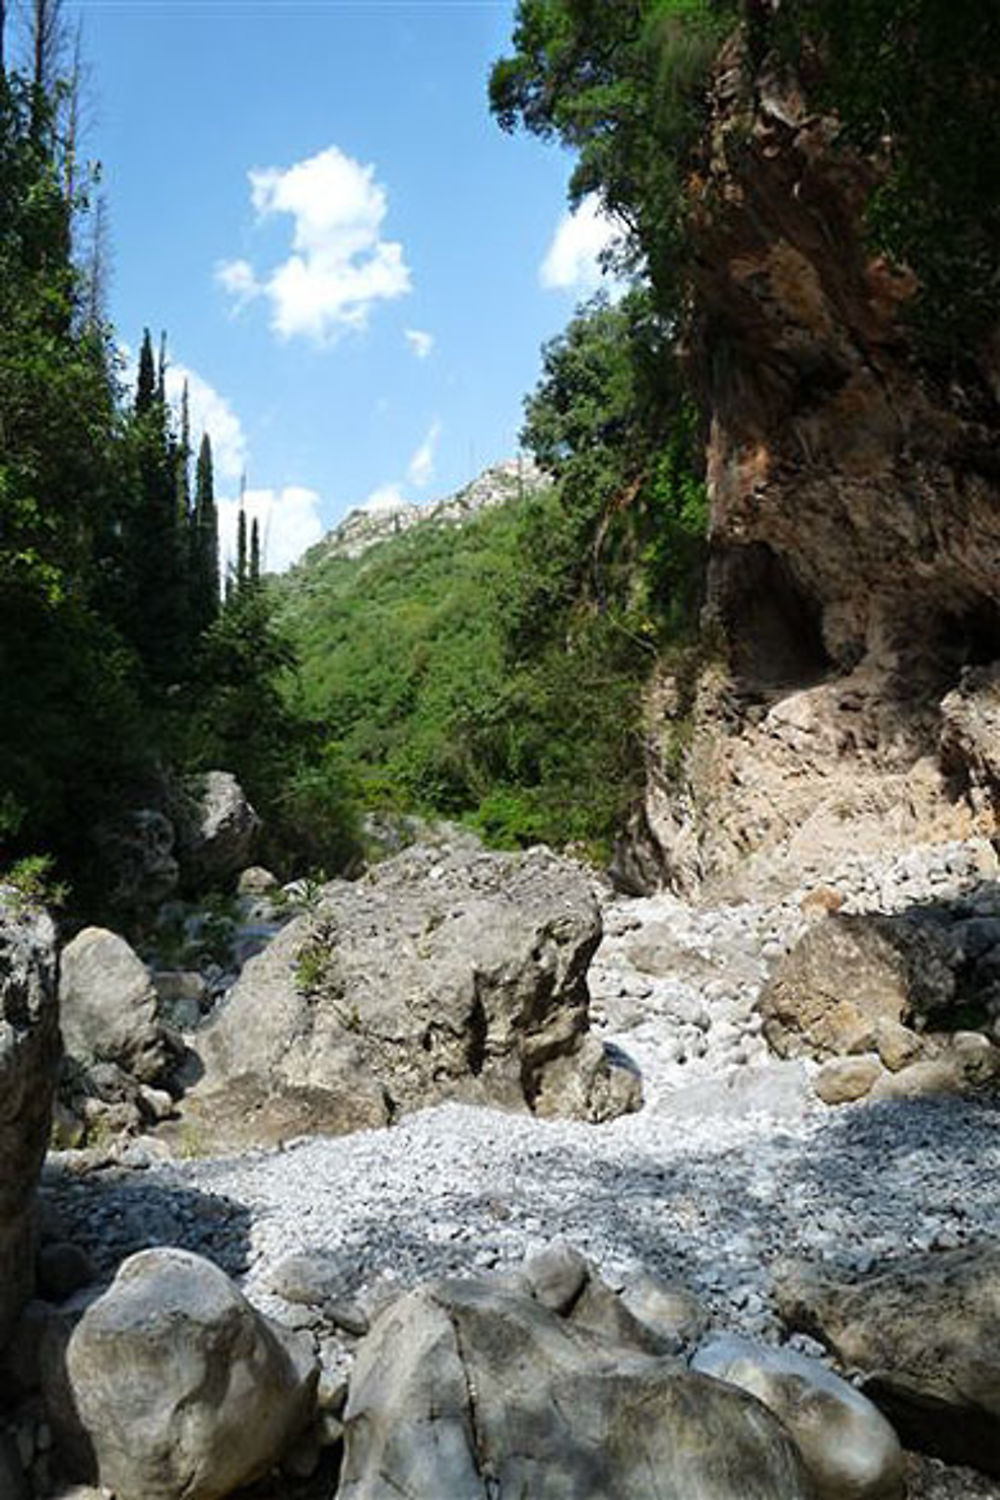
295 938 331 994
0 854 69 913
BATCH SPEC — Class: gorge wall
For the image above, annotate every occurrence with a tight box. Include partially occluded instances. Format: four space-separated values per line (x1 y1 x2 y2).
637 30 1000 900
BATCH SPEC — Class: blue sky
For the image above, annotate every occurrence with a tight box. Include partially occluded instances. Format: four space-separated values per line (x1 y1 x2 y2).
59 0 620 571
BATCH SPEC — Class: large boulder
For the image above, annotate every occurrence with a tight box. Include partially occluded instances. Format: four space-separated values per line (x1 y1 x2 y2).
692 1332 904 1500
757 913 954 1060
0 892 60 1348
775 1244 1000 1476
59 1247 317 1500
93 809 179 912
188 843 639 1146
171 771 260 888
59 928 167 1084
339 1276 816 1499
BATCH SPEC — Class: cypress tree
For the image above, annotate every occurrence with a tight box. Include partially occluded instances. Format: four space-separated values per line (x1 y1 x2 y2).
249 516 261 588
236 506 247 594
122 328 192 683
192 431 219 633
156 328 167 404
135 328 156 415
176 379 190 523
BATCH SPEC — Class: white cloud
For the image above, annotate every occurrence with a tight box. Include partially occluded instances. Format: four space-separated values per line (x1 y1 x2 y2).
362 482 408 515
217 145 412 343
407 419 441 490
163 362 248 484
215 258 261 312
218 485 323 575
404 328 434 360
540 195 622 294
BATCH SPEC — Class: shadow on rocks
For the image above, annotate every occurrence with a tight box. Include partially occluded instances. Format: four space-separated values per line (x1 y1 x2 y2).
39 1162 253 1282
836 876 1000 1032
305 1095 1000 1338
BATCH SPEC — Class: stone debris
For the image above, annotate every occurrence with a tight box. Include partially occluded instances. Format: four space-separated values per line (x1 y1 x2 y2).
9 834 1000 1496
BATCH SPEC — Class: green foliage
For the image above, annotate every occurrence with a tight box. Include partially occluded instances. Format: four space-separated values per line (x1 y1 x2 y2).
272 744 363 877
191 432 220 638
278 296 708 860
0 853 68 911
516 289 707 646
146 889 239 969
176 580 362 878
776 0 1000 357
0 36 360 905
490 0 735 304
495 0 1000 362
0 64 152 880
294 937 332 995
278 492 654 857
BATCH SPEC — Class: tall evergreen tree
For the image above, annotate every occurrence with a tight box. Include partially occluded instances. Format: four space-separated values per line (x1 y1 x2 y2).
192 431 219 634
249 516 261 588
0 39 146 864
135 327 156 415
118 328 192 683
176 378 190 522
235 505 247 594
156 328 167 403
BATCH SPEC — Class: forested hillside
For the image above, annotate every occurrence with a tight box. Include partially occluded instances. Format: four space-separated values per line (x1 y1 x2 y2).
280 0 998 879
278 292 707 856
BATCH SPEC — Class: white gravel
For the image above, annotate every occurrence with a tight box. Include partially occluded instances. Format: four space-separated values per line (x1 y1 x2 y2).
47 838 1000 1336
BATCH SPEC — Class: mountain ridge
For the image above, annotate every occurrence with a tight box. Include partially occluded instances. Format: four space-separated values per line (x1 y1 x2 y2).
307 457 550 565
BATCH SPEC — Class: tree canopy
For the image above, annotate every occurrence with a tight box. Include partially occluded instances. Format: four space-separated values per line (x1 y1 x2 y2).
492 0 1000 358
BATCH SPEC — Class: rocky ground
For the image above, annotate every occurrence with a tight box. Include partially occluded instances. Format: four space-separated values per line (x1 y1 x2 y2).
41 837 1000 1497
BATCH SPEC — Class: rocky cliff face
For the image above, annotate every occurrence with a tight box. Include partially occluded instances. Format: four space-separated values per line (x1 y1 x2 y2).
0 892 60 1349
312 458 548 563
638 30 1000 898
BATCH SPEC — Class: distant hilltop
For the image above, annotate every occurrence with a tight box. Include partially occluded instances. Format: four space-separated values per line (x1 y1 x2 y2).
314 457 550 563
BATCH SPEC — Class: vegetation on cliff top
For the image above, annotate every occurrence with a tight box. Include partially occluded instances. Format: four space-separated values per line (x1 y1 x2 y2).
492 0 1000 363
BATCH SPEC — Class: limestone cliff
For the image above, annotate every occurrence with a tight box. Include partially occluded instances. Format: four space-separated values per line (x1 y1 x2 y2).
636 31 1000 899
310 458 548 563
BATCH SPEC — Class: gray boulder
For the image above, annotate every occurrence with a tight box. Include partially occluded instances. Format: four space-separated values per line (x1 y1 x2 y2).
692 1332 904 1499
339 1276 817 1499
757 913 955 1061
188 843 639 1147
61 1247 317 1500
59 927 167 1084
93 809 179 911
172 771 260 887
620 1271 710 1354
775 1244 1000 1476
0 892 60 1348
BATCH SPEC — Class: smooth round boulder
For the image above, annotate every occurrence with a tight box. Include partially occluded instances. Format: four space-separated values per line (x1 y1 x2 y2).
63 1247 317 1500
692 1333 904 1499
59 928 167 1083
775 1245 1000 1476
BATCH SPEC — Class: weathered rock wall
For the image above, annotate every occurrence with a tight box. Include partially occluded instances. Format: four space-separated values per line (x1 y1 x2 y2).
0 893 60 1349
634 27 1000 899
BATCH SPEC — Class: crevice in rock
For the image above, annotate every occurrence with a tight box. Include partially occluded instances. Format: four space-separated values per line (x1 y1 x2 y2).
466 990 487 1078
713 541 831 689
436 1301 494 1500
